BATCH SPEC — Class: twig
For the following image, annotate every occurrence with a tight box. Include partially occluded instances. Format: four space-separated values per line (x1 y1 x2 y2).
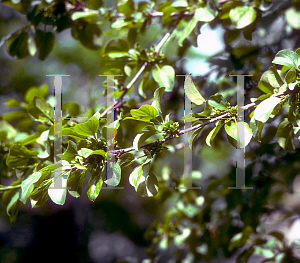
100 20 180 118
113 89 291 156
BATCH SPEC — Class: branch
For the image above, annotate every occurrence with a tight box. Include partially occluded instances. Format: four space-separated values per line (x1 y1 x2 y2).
113 89 291 156
100 19 180 118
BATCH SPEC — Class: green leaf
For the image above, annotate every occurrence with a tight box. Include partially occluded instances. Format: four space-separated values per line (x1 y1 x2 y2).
129 165 143 191
229 6 256 29
277 118 295 151
48 171 69 205
2 180 22 223
0 184 21 192
190 121 204 147
62 128 88 140
151 87 165 114
6 144 38 168
208 93 227 110
253 96 281 123
0 120 17 141
90 149 106 156
87 169 103 201
272 50 300 69
193 5 216 22
71 10 99 21
152 65 175 92
24 83 48 103
67 170 86 198
117 152 135 167
225 121 253 148
249 116 264 142
285 7 300 29
62 102 80 117
72 23 102 50
138 71 149 98
105 163 121 186
219 1 241 20
74 118 99 137
130 105 158 122
7 192 23 224
285 67 297 84
206 121 224 146
35 30 55 60
27 96 54 124
5 97 21 107
177 8 207 47
61 140 78 161
258 66 284 94
30 179 52 208
20 171 43 203
118 0 135 16
20 133 41 146
104 38 130 58
184 74 205 105
137 171 159 197
228 226 253 251
7 30 29 59
133 125 157 150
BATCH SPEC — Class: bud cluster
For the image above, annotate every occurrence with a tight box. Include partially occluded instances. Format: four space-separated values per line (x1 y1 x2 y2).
162 120 179 138
145 140 166 157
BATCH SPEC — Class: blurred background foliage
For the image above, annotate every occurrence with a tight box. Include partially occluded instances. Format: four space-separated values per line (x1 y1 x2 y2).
1 0 300 262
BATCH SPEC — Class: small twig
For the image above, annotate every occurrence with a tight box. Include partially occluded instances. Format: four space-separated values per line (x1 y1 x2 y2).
100 20 180 118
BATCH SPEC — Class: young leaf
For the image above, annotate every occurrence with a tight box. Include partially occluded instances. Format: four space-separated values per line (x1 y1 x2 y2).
249 116 264 142
184 74 205 105
152 65 175 92
27 96 54 124
30 179 52 208
146 171 159 197
151 87 165 114
129 165 144 190
190 121 205 148
61 140 78 161
7 30 29 59
104 38 130 58
208 94 227 110
118 152 135 167
253 96 281 123
67 170 86 198
285 67 297 84
7 192 23 224
258 66 284 93
118 0 135 16
225 121 252 148
133 125 158 150
206 121 224 147
6 144 38 168
229 6 256 29
35 30 55 60
71 10 99 21
194 5 216 22
272 50 300 69
277 118 295 151
62 128 88 140
87 169 103 201
105 163 121 186
74 118 99 137
130 105 158 122
48 171 69 205
20 171 43 203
